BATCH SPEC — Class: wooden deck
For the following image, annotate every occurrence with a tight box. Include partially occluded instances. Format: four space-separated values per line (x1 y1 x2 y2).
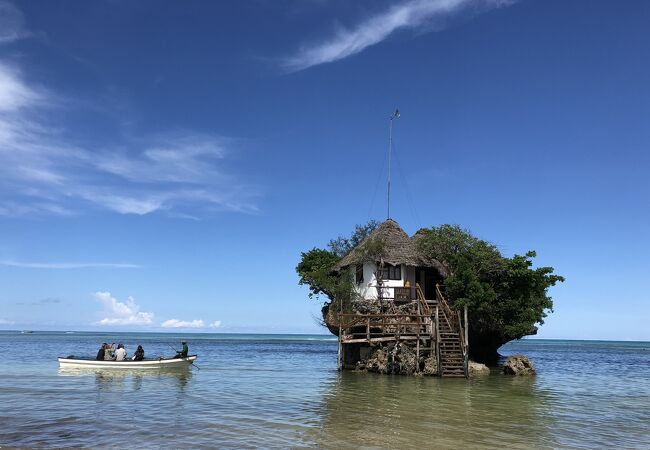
337 284 469 378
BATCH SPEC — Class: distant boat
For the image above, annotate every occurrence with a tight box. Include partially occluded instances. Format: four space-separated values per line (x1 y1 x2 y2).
21 331 34 334
58 355 197 369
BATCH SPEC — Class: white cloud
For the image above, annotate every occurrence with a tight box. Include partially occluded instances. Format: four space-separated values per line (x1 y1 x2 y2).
0 60 261 218
283 0 514 71
161 319 205 329
0 1 29 44
0 318 15 325
0 260 140 269
0 63 40 110
160 319 222 329
93 291 154 326
78 193 165 216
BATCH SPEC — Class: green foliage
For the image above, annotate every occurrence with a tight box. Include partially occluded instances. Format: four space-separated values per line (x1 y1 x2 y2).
298 221 564 362
328 220 379 257
296 248 341 300
295 248 353 314
296 221 379 319
417 225 564 361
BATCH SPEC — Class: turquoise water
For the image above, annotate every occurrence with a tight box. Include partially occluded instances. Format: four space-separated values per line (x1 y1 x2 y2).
0 331 648 448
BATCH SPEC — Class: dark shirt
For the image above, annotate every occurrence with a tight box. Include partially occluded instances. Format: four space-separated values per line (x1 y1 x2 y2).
133 348 145 361
96 348 105 361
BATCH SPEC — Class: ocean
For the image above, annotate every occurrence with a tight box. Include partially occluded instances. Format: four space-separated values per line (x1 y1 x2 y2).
0 331 648 449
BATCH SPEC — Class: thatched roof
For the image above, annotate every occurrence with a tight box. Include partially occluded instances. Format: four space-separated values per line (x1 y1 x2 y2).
334 219 448 276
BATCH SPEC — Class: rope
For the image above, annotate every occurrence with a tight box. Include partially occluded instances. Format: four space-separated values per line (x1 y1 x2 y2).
366 146 387 223
392 139 422 229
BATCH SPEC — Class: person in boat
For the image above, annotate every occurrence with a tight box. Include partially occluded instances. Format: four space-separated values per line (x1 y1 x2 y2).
104 343 115 361
132 345 145 361
96 343 107 361
114 343 127 361
175 340 188 358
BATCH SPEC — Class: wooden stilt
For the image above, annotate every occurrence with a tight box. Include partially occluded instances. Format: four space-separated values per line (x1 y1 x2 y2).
464 305 469 349
338 324 342 371
416 336 420 373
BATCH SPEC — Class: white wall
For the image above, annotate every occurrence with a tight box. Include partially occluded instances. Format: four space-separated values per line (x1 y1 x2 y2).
351 262 412 301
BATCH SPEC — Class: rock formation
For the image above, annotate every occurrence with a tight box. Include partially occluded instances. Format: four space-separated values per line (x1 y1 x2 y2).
468 361 490 377
503 355 536 375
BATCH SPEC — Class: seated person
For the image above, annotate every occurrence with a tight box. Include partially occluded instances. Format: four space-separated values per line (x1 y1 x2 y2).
96 343 107 361
132 345 145 361
104 343 115 361
114 343 127 361
175 340 188 358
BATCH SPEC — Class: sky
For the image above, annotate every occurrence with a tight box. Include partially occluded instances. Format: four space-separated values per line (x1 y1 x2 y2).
0 0 648 339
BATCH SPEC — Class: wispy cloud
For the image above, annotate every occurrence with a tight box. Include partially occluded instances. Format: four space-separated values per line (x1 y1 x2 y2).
0 58 260 218
283 0 514 71
161 318 222 329
93 291 154 326
161 319 205 329
0 318 15 325
1 260 140 269
15 297 62 306
34 297 61 305
0 1 29 44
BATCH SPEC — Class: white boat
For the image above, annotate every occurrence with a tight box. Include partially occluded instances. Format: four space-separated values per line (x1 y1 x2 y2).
58 355 197 369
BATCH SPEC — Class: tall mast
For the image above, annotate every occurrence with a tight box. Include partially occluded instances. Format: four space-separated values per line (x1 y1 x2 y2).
387 108 400 219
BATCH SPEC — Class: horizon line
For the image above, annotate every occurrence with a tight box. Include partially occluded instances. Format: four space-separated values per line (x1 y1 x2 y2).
0 329 648 343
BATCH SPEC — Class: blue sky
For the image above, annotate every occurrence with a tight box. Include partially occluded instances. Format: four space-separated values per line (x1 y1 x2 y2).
0 0 648 339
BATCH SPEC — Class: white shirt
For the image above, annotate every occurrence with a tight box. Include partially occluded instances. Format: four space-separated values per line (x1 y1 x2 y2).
114 348 127 361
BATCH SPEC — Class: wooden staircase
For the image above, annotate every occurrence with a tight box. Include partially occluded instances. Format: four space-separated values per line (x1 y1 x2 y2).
438 312 466 377
435 285 469 378
337 283 468 378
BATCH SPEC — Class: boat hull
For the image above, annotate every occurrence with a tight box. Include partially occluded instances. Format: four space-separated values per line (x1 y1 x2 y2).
58 355 197 369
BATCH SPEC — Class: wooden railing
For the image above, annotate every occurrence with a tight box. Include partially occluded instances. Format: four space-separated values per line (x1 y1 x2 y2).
435 284 455 329
338 313 433 342
415 284 431 315
436 284 469 378
435 305 441 375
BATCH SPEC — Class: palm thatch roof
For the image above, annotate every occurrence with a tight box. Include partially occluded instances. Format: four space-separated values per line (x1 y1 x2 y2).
334 219 447 276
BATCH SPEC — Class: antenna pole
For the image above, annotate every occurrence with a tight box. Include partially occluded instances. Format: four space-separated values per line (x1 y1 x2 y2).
387 117 392 220
387 108 399 220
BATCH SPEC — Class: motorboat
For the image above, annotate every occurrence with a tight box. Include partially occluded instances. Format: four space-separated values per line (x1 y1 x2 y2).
58 355 197 369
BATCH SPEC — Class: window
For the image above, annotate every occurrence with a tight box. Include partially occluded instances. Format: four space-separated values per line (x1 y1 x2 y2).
355 264 364 284
377 264 401 281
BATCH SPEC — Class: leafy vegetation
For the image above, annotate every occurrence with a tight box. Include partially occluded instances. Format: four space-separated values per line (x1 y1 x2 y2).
327 220 379 257
417 224 564 363
296 221 379 325
297 221 564 364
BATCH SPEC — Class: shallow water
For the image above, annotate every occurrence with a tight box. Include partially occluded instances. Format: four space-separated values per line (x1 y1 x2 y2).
0 332 648 448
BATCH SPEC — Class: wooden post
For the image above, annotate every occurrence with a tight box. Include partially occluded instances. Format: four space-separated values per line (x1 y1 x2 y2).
338 324 342 371
435 305 440 376
366 317 370 342
416 331 420 373
464 305 469 378
464 305 469 349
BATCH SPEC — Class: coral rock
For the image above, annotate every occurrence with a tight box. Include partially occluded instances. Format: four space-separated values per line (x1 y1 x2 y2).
503 355 536 376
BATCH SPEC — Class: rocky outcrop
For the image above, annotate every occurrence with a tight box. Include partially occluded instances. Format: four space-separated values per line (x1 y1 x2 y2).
503 355 536 375
357 342 420 375
353 298 382 315
468 361 490 377
422 354 438 375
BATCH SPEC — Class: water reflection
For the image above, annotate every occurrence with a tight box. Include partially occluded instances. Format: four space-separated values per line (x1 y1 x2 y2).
58 368 193 391
307 371 556 449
